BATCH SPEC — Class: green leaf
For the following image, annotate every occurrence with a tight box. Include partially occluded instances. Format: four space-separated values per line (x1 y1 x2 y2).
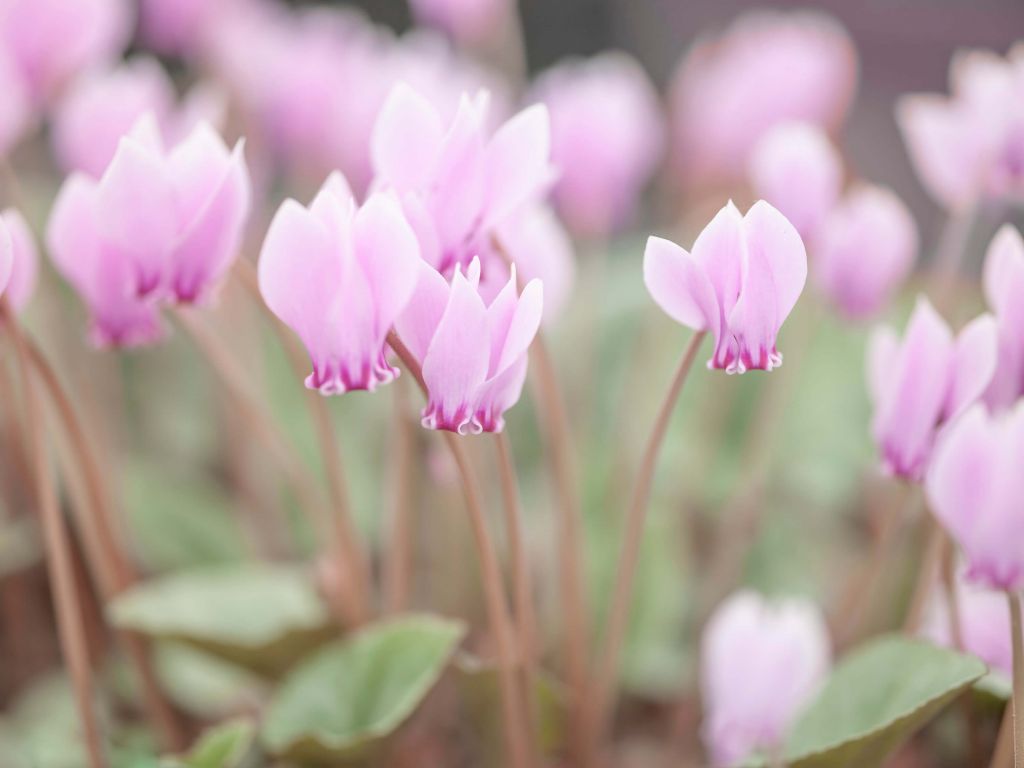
782 635 986 767
154 643 267 719
108 564 334 675
162 719 255 768
262 614 465 764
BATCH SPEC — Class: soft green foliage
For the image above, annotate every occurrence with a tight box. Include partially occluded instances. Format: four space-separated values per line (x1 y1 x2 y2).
154 643 267 719
162 719 255 768
262 614 465 763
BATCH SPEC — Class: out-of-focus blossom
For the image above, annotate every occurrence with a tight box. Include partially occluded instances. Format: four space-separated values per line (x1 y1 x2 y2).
982 226 1024 410
922 566 1017 679
898 46 1024 210
0 52 33 156
749 121 842 241
670 10 857 183
0 217 13 298
867 298 996 481
53 57 225 178
644 200 807 374
259 172 420 395
530 51 664 239
47 115 250 346
493 204 574 322
1 208 37 312
814 184 917 320
409 0 509 45
0 0 131 104
927 403 1024 590
395 257 542 434
701 590 830 766
137 0 246 57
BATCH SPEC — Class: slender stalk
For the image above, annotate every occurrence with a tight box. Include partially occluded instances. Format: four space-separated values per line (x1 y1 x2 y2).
992 699 1015 768
385 379 416 613
903 515 944 634
930 202 977 314
591 330 706 742
1009 592 1023 768
232 260 371 622
1 302 106 768
386 330 533 768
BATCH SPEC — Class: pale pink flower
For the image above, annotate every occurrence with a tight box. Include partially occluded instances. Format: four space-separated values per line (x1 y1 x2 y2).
867 298 996 481
408 0 509 45
927 403 1024 590
53 57 224 178
670 10 857 183
530 51 664 239
259 172 421 395
137 0 247 56
898 46 1024 210
0 208 37 312
395 257 542 434
982 226 1024 410
701 591 831 766
644 200 807 374
814 184 918 320
0 50 33 156
749 121 842 241
0 217 13 298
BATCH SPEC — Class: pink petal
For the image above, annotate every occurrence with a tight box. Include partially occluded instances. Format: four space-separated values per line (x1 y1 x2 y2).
944 313 997 421
1 208 38 312
371 83 445 192
865 325 900 407
483 103 553 227
982 225 1024 318
0 218 13 296
475 354 529 433
691 201 744 320
395 261 451 363
643 235 720 336
494 276 543 374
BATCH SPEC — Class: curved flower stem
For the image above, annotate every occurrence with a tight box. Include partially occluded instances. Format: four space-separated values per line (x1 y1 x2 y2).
172 306 366 624
21 333 185 749
1009 592 1023 768
232 260 371 622
0 301 106 768
591 330 706 744
386 330 533 768
385 379 416 613
930 202 977 314
991 701 1015 768
902 515 944 634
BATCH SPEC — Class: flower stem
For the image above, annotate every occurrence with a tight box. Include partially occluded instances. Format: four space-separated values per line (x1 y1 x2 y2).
387 330 533 768
1 301 107 768
903 515 944 634
591 330 706 744
1008 592 1023 768
385 378 416 613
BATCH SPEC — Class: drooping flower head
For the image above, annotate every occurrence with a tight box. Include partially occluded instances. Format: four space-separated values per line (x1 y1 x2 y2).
47 114 251 346
867 297 996 481
898 46 1024 210
749 120 842 241
701 590 831 766
0 208 38 312
927 404 1024 590
259 172 421 395
530 51 665 239
395 257 542 434
814 184 917 320
982 225 1024 410
644 200 807 373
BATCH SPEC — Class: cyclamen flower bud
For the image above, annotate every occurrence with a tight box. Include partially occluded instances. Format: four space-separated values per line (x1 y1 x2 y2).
259 172 421 395
644 200 807 374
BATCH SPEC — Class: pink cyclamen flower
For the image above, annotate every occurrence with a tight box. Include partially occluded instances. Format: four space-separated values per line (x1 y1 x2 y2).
867 297 996 481
670 9 857 183
701 590 831 766
395 257 542 434
0 208 37 312
530 51 665 239
749 121 842 241
982 226 1024 410
53 57 224 178
927 403 1024 590
408 0 509 45
898 46 1024 210
47 115 250 346
259 172 421 395
644 200 807 374
138 0 248 56
0 50 33 157
814 184 918 320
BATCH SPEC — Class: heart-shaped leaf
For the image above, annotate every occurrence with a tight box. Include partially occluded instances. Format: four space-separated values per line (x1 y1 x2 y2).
108 564 334 675
162 719 255 768
781 635 986 767
262 614 465 764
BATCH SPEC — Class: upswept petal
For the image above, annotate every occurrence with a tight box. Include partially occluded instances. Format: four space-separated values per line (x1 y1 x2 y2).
394 261 451 363
0 208 37 311
643 236 719 333
865 325 900 407
371 83 445 192
982 224 1024 317
944 313 997 420
690 201 744 319
483 103 554 226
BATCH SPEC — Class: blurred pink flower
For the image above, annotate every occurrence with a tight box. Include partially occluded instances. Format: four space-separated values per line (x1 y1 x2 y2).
982 225 1024 410
0 0 131 104
927 403 1024 590
53 57 225 178
0 217 12 298
396 257 542 434
259 172 420 395
0 208 37 312
814 184 917 320
867 298 996 481
749 121 842 241
898 46 1024 210
0 51 33 156
530 51 664 239
47 116 250 346
701 590 831 766
408 0 509 45
670 10 857 183
138 0 247 56
644 200 807 373
922 567 1017 679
